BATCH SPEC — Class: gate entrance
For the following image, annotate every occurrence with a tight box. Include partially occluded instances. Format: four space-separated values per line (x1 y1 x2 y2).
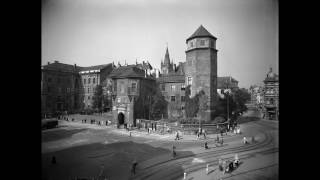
118 112 125 125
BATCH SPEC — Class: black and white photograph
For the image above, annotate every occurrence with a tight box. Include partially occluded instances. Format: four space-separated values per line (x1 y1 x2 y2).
41 0 278 179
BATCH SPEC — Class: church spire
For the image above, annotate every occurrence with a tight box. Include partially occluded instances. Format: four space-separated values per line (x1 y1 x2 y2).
164 44 170 65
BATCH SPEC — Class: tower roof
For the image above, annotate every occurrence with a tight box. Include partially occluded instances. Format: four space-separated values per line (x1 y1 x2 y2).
186 25 217 42
164 46 170 65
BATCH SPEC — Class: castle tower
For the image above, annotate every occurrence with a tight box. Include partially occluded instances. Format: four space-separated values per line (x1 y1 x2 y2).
161 46 173 74
185 25 218 121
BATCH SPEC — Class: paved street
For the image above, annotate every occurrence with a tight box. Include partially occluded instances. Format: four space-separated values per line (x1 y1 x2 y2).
42 111 278 180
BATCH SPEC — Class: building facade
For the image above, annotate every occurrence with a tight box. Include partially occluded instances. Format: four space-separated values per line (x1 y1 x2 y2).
79 64 113 109
263 68 279 120
41 61 82 116
109 64 155 127
184 25 218 122
41 61 114 116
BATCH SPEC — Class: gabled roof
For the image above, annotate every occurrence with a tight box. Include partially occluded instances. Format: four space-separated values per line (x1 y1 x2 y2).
186 25 217 42
109 65 147 79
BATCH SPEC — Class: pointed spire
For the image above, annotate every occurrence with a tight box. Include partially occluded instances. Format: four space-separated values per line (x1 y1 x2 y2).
164 45 170 65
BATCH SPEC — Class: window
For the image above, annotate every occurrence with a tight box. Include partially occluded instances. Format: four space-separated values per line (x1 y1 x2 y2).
200 39 205 46
171 85 176 92
171 96 176 102
84 79 86 84
187 77 192 85
131 83 137 92
88 78 91 84
181 96 185 102
190 41 194 47
181 84 185 90
181 106 185 110
161 84 165 91
88 88 90 93
93 78 95 84
88 96 90 100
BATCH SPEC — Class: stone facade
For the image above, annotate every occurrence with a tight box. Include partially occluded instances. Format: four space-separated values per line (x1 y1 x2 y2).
185 25 218 121
109 64 156 127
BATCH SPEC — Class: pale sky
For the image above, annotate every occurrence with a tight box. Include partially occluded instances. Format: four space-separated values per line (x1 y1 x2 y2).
42 0 278 88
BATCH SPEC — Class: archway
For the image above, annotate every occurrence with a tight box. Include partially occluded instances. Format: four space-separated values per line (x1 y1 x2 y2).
118 112 125 125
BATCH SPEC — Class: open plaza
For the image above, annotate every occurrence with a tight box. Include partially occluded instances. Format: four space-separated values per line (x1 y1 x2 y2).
42 108 278 180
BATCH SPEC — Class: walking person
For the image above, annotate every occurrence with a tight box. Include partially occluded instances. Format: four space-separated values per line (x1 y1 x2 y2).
204 141 208 149
131 159 138 175
172 144 176 158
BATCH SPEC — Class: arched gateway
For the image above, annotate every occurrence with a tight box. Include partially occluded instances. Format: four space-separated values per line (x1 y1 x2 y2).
118 112 125 125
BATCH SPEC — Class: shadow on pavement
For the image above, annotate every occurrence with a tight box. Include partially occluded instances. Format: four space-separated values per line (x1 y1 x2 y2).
42 128 87 142
42 141 194 180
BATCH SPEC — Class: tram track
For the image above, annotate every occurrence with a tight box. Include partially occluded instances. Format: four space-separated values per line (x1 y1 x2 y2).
132 130 277 180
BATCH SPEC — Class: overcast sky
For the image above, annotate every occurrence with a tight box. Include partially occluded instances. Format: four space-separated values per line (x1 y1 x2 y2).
42 0 278 88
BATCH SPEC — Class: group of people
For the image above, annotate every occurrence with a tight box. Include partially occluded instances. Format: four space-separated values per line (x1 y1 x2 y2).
218 154 240 174
196 128 207 140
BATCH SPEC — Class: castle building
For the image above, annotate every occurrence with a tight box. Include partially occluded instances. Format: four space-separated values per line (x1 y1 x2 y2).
184 25 218 121
157 46 186 118
109 64 155 127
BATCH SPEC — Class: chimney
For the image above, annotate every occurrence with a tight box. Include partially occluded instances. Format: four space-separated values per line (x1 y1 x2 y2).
54 60 59 63
47 62 50 65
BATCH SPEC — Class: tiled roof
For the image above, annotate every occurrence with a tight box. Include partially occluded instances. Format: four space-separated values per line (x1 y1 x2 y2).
186 25 217 42
109 65 147 79
157 74 185 83
80 63 112 71
42 61 82 73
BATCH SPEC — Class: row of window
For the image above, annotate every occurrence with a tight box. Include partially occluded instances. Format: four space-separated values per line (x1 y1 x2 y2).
47 87 72 93
170 96 185 102
83 77 96 85
161 84 186 91
119 82 137 93
47 77 72 84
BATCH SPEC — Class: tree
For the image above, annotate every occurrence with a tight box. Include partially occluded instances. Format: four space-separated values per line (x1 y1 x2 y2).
184 85 206 118
92 85 103 112
150 83 167 119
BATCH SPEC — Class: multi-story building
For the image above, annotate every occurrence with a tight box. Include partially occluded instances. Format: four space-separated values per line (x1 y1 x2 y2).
109 64 155 127
41 61 82 116
263 68 279 120
157 47 186 118
41 61 114 116
79 64 114 109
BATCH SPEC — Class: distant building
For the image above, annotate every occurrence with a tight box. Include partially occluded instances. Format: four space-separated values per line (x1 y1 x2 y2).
263 68 279 120
109 63 156 127
79 64 113 109
217 76 239 98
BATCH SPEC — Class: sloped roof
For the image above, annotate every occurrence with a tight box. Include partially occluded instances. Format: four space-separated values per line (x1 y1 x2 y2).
109 65 146 79
80 63 112 71
42 61 82 73
217 76 238 89
186 25 217 42
157 74 185 83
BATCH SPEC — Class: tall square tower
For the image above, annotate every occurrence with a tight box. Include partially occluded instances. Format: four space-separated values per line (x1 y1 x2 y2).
185 25 218 121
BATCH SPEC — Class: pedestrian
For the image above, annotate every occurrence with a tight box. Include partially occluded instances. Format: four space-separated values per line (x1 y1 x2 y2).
131 159 138 175
51 156 56 165
172 144 176 158
234 154 239 167
204 142 208 149
218 158 223 171
243 137 247 144
203 129 206 139
216 135 219 143
175 131 180 140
